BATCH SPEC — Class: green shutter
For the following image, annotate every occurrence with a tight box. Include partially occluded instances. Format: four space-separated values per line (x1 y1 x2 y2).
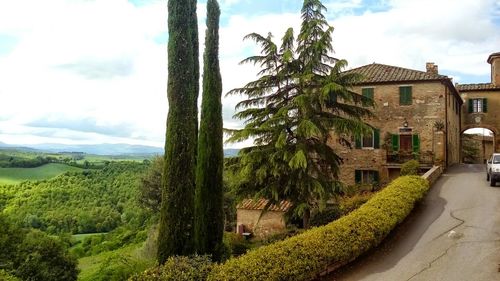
399 86 412 105
362 88 374 106
483 98 488 113
355 170 361 184
468 99 473 113
374 129 380 149
391 134 399 152
412 134 420 153
355 135 361 149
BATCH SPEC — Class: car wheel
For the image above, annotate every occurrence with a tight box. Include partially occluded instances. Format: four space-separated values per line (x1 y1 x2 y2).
490 179 496 187
487 173 490 181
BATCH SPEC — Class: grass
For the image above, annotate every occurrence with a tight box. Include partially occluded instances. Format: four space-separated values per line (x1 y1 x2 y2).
72 233 108 242
0 163 82 185
78 243 154 281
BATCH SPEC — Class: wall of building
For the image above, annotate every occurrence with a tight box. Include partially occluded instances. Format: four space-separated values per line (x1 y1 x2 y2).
446 87 462 166
236 209 286 238
460 90 500 152
331 81 448 186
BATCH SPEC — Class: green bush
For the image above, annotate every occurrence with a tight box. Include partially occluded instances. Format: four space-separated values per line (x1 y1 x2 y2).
309 205 342 227
339 192 374 215
223 232 249 257
400 160 420 176
0 270 21 281
129 255 213 281
208 176 429 281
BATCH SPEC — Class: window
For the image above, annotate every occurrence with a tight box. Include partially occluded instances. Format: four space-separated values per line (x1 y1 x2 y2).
362 132 374 148
399 86 412 105
362 88 374 106
468 98 488 113
493 155 500 164
355 129 380 149
355 170 379 184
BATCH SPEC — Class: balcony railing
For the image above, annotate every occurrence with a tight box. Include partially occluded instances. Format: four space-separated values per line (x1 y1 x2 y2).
386 151 434 165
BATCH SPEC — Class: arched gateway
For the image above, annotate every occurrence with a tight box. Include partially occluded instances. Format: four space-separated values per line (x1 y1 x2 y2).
457 52 500 153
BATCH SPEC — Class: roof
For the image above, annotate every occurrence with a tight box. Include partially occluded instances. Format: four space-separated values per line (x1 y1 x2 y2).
487 52 500 64
346 62 463 104
237 198 293 212
345 63 448 84
457 83 500 92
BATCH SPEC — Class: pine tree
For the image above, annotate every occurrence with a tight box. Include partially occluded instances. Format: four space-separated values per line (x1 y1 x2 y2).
194 0 224 261
157 0 199 262
226 0 373 228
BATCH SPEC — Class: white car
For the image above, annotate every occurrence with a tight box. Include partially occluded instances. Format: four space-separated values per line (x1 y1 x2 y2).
486 153 500 187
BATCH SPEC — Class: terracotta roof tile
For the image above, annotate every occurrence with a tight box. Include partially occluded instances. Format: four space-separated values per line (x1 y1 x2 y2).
456 83 500 91
237 198 293 212
345 63 448 84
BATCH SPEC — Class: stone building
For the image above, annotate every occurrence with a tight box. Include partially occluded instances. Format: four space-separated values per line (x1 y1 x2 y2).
457 52 500 153
236 198 292 238
334 62 463 186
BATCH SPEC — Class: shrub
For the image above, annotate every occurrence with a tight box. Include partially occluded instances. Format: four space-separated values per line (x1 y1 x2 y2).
207 176 429 281
223 232 249 257
309 205 342 227
129 255 213 281
0 270 21 281
400 160 420 176
339 192 374 215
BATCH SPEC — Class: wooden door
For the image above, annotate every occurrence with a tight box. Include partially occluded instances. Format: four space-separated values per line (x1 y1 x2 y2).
400 135 412 152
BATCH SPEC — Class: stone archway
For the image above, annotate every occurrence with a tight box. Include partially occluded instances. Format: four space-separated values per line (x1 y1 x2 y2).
460 125 498 163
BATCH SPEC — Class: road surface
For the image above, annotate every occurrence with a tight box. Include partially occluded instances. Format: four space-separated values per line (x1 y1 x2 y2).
324 164 500 281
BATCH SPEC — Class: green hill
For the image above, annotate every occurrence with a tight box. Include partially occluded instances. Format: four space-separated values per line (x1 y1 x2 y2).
0 162 148 234
0 163 83 185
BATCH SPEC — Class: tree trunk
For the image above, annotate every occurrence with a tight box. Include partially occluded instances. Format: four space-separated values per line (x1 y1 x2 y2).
303 208 311 229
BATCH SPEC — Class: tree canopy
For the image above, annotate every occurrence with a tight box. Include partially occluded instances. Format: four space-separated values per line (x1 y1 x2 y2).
226 0 373 227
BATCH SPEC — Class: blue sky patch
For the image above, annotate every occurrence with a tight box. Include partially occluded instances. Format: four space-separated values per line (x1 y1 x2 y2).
0 34 18 56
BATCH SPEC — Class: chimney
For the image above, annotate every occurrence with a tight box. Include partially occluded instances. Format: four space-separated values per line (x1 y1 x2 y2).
426 62 438 75
487 52 500 86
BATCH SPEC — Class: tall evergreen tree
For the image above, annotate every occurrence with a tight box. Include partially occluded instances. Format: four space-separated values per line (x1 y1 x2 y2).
194 0 224 261
226 0 373 228
157 0 199 263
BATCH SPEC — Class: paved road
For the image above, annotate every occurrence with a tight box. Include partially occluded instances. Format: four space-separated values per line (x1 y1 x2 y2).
324 164 500 281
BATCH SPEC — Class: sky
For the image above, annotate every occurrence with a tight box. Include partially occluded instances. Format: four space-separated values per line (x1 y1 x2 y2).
0 0 499 148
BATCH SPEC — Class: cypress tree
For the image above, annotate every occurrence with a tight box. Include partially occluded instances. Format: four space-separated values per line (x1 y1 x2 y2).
195 0 224 261
157 0 199 263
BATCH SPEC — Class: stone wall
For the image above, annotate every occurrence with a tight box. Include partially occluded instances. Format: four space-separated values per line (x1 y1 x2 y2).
460 90 500 152
332 81 452 186
236 209 286 238
446 86 462 166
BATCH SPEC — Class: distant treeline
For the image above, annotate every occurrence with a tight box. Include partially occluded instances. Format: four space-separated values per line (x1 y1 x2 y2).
0 153 106 169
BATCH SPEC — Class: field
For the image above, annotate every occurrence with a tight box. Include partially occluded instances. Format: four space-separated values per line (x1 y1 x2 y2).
0 163 82 185
77 243 154 281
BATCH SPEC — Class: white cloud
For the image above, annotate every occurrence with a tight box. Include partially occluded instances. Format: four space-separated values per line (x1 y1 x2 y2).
0 0 498 149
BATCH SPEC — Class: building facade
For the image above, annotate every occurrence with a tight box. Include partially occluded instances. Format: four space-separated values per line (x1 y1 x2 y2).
333 62 463 186
457 52 500 154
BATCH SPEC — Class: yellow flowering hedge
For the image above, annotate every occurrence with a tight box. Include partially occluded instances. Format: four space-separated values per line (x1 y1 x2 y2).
207 176 429 281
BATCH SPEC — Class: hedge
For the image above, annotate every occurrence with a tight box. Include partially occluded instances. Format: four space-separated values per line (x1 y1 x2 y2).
207 176 429 281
